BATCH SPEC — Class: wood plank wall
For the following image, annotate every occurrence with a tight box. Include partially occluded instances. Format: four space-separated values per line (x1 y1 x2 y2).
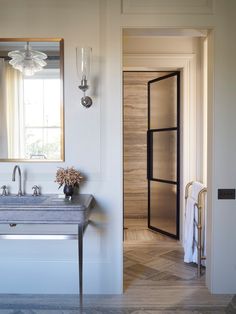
123 71 169 218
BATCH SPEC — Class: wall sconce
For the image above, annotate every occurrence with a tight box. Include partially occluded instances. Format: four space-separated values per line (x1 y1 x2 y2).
76 47 92 108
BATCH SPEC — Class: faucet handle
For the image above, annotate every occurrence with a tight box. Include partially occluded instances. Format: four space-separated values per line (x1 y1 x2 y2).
1 185 8 196
32 185 40 196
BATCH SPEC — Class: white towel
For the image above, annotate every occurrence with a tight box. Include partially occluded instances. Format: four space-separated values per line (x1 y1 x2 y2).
184 181 205 264
184 196 197 262
192 193 207 265
191 181 205 201
192 203 199 263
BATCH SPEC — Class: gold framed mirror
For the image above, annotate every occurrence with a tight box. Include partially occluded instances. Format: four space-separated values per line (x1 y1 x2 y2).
0 38 64 162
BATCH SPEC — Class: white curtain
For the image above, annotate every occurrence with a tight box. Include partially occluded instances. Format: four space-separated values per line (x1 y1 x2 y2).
0 59 24 159
5 62 24 158
0 58 8 158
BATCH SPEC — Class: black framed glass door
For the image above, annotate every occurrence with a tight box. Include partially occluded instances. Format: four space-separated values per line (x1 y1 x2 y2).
147 72 180 239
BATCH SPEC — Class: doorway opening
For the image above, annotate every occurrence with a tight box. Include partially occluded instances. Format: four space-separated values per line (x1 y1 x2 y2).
123 28 209 291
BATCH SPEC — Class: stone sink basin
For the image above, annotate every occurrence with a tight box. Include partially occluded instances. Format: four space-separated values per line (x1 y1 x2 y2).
0 195 50 206
0 194 94 224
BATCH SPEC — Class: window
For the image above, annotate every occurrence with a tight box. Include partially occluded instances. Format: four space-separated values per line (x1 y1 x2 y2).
23 69 61 159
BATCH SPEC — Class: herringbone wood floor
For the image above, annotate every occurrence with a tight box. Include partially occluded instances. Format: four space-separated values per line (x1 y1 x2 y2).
124 218 204 289
123 218 234 313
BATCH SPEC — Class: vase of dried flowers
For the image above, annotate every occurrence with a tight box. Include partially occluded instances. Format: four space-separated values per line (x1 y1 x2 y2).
55 166 83 198
63 184 74 197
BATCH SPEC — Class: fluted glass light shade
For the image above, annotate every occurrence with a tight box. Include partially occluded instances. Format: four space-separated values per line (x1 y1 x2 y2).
76 47 92 108
8 42 47 76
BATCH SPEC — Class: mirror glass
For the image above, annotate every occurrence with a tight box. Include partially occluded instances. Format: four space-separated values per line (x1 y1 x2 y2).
0 38 64 161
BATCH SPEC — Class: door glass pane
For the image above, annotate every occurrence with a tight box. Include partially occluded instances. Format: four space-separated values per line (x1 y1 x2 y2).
152 131 177 181
150 181 177 235
150 75 177 129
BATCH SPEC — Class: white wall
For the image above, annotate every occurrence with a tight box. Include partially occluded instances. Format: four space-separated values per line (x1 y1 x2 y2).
0 0 123 294
207 0 236 293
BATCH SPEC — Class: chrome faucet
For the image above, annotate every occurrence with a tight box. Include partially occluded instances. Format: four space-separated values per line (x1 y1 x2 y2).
12 165 23 196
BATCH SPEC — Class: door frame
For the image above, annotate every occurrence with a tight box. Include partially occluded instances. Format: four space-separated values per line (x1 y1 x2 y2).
123 52 199 243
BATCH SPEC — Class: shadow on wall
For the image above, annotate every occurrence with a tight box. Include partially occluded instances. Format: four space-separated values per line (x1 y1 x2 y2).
83 200 110 261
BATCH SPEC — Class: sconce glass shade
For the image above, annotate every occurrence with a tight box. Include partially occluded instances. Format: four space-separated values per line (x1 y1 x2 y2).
76 46 93 108
76 47 92 81
8 42 47 76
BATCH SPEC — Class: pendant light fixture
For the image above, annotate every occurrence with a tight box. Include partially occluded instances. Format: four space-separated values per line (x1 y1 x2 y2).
8 42 47 76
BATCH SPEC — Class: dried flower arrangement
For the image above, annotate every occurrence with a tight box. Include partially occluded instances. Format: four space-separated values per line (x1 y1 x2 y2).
55 166 83 188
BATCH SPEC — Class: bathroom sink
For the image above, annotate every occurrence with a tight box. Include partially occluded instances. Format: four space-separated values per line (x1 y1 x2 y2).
0 195 49 206
0 194 94 224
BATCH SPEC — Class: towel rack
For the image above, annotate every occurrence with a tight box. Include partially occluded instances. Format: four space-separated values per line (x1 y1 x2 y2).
185 181 207 276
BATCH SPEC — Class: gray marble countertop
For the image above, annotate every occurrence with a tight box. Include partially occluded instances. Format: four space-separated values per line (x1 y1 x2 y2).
0 194 94 225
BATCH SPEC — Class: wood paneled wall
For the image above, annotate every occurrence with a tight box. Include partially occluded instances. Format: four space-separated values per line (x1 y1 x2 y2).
123 71 169 218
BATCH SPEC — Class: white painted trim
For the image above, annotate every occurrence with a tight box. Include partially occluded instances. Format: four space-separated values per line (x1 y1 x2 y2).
123 53 196 70
122 0 214 15
123 52 199 243
205 30 214 293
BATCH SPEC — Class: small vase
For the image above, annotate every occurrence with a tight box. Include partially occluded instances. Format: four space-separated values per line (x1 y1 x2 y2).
63 184 74 198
